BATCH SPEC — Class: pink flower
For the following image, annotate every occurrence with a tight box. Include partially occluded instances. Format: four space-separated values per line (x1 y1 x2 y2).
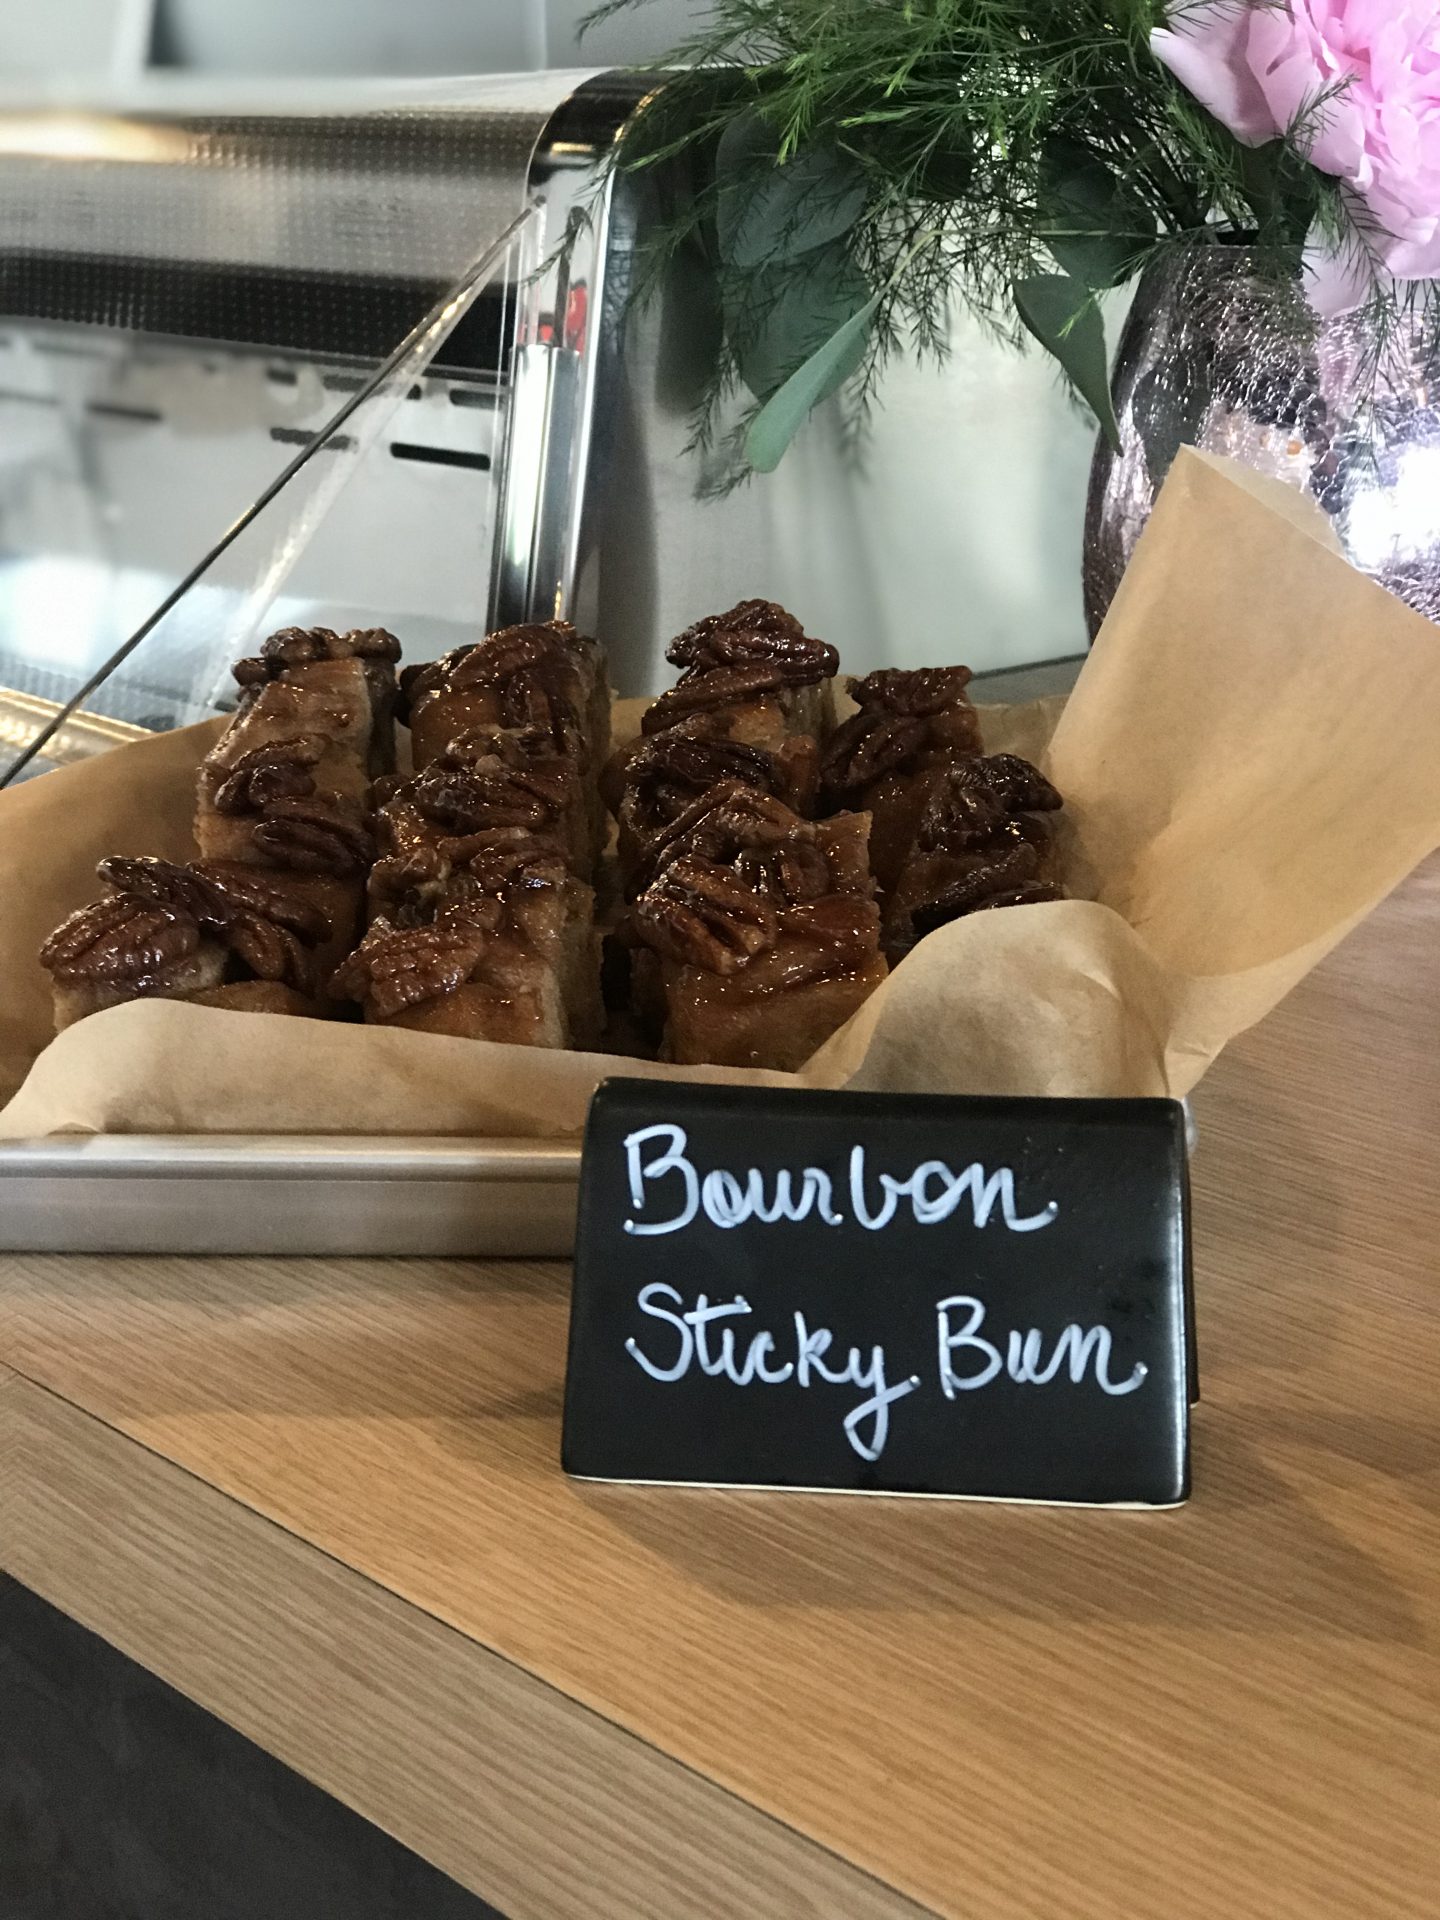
1152 1 1440 311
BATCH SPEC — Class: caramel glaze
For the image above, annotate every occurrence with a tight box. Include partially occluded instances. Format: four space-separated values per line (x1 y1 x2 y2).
40 856 331 998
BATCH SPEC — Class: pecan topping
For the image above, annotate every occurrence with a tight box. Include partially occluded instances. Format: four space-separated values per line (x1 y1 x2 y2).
410 758 572 834
622 719 785 835
640 782 820 884
849 666 975 717
917 755 1062 854
233 625 400 687
328 920 490 1019
634 856 778 974
206 735 327 814
344 627 403 661
401 624 589 749
909 843 1062 934
445 624 579 691
459 832 569 897
641 664 796 734
90 856 328 989
734 837 833 903
40 893 201 985
226 914 319 995
821 667 983 796
250 800 375 875
820 710 930 794
187 862 332 941
667 601 838 684
401 622 581 695
95 856 230 929
441 723 563 769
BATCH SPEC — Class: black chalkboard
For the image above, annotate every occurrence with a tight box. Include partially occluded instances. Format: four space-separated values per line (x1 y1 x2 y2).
562 1081 1194 1507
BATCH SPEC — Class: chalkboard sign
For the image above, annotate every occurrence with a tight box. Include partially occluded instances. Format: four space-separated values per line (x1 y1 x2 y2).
562 1081 1193 1507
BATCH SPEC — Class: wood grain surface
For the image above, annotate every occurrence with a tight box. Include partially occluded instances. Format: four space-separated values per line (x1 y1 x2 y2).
3 856 1438 1920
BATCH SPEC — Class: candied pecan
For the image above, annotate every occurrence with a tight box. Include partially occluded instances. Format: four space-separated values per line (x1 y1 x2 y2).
402 628 588 747
640 664 794 734
459 831 569 896
328 921 489 1019
917 754 1061 854
982 752 1062 815
640 781 813 887
226 913 318 994
368 849 448 926
669 598 802 660
850 666 975 717
40 893 201 985
634 856 779 974
231 624 402 687
820 709 930 794
909 843 1052 934
439 723 559 770
734 837 832 904
446 623 580 691
667 601 837 684
632 782 838 906
343 627 402 661
674 629 839 685
251 799 374 875
623 720 783 834
192 862 331 941
502 673 585 745
206 735 326 814
410 759 571 834
232 627 341 687
94 856 227 928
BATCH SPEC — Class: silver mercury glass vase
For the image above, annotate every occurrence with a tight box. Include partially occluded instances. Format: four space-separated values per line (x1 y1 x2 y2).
1084 247 1440 636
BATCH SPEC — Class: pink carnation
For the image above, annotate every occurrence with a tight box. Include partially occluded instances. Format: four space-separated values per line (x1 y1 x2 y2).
1152 0 1440 311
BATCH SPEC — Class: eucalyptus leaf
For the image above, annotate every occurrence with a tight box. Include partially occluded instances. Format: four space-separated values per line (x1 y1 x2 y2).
1014 273 1120 452
716 111 869 272
1237 139 1318 250
1039 137 1154 291
744 289 882 472
727 241 872 403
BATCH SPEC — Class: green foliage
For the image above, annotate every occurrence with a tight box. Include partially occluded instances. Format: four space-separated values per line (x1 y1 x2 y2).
1013 275 1120 450
581 0 1387 476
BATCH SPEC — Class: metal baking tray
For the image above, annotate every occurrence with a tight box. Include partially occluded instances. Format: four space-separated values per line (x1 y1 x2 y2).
0 1135 582 1257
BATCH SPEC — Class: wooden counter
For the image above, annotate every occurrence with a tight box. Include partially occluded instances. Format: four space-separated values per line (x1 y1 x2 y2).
3 858 1438 1920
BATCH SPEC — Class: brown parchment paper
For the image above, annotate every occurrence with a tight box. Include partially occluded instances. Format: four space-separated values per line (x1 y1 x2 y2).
3 447 1440 1139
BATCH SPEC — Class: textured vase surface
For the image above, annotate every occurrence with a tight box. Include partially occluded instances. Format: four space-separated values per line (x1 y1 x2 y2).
1085 248 1440 635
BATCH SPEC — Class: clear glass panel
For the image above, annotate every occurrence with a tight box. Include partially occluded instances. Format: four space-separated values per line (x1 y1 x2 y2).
0 207 533 784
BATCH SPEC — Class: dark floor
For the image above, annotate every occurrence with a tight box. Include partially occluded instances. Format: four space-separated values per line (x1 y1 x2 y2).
0 1573 503 1920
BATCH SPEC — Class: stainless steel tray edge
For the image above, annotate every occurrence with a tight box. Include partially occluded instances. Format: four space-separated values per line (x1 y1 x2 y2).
0 1135 583 1258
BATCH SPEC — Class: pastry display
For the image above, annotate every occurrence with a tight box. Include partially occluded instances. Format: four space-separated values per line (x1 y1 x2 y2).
821 666 983 894
37 599 1066 1069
